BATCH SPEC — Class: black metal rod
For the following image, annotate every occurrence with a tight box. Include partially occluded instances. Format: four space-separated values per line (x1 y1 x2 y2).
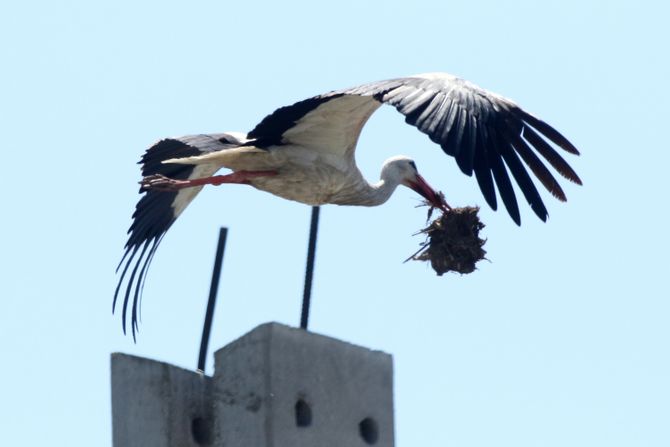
300 206 320 330
197 227 228 372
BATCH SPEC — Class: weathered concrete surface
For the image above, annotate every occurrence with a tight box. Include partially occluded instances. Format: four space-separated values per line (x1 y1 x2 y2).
111 353 213 447
112 323 394 447
213 323 394 447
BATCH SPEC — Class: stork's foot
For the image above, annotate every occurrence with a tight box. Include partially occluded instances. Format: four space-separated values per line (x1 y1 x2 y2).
141 174 185 191
141 170 279 192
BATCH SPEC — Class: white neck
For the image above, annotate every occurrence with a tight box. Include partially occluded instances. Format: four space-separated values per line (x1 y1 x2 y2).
366 178 402 206
333 174 402 207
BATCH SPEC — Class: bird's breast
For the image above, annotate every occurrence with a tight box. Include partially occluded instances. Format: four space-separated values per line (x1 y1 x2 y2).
250 165 355 206
222 144 366 206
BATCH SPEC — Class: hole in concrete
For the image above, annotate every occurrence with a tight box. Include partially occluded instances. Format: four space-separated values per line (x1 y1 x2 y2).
359 417 379 444
191 416 213 445
295 398 312 427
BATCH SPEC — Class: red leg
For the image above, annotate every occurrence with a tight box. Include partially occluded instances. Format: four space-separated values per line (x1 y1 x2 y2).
141 170 278 191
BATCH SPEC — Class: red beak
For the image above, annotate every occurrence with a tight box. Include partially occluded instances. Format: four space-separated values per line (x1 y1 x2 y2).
406 174 449 212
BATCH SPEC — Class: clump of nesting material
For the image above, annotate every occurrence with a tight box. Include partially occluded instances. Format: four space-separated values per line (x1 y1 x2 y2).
409 206 487 275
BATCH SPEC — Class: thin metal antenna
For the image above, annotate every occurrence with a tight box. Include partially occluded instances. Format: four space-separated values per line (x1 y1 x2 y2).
197 227 228 373
300 206 320 330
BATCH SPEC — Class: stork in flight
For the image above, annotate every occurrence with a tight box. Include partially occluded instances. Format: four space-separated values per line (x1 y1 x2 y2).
116 72 582 337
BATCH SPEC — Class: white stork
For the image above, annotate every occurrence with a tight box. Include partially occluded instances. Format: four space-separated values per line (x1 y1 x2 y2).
115 72 582 337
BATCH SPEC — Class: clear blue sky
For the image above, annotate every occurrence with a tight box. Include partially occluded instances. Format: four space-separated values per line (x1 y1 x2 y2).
2 1 668 446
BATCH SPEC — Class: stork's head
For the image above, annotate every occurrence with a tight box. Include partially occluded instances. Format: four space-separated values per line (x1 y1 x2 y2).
382 156 448 211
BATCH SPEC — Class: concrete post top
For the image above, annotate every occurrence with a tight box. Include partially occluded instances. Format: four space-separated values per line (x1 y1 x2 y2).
214 322 392 369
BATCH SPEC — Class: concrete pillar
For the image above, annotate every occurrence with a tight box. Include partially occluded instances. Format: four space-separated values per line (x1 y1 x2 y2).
111 322 394 447
111 354 213 447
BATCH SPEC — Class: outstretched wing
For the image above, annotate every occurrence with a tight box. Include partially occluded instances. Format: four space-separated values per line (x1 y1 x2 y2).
248 92 382 158
248 72 582 224
116 134 234 339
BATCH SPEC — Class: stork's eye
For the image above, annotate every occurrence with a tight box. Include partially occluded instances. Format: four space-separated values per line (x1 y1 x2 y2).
409 161 417 171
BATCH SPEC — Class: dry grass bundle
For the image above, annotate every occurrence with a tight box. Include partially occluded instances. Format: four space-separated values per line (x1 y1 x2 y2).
409 207 487 275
